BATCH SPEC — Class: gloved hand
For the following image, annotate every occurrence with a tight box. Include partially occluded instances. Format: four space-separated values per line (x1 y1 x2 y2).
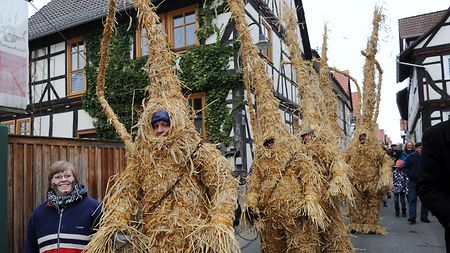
113 229 131 249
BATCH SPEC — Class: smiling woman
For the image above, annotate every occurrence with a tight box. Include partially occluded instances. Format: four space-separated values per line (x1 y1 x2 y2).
23 160 102 253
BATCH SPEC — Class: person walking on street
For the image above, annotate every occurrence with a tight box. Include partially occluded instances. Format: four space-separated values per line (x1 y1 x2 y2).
417 120 450 253
392 159 408 217
404 142 429 224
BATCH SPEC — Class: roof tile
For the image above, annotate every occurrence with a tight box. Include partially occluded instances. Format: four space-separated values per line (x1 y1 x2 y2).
398 9 447 38
28 0 134 40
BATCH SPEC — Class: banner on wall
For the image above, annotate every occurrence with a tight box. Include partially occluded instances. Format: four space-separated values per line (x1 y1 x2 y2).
0 0 28 111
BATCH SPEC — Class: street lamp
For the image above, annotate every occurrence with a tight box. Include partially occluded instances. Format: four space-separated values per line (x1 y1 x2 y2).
248 22 270 50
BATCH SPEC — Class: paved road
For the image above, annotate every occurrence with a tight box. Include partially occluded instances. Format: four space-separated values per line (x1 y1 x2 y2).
236 199 446 252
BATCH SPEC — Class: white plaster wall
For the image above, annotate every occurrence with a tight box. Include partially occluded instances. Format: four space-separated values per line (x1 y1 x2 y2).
425 63 442 80
33 115 50 136
51 78 66 100
428 25 450 47
428 82 443 100
78 109 95 131
53 112 73 138
206 12 232 45
443 54 450 79
431 110 440 118
422 56 440 64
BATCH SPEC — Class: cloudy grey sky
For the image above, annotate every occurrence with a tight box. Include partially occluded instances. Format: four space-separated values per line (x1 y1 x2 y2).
303 0 449 143
28 0 450 143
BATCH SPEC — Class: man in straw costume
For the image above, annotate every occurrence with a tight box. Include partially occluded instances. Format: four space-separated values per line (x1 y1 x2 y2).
282 5 355 252
227 0 328 252
343 6 392 235
84 0 239 252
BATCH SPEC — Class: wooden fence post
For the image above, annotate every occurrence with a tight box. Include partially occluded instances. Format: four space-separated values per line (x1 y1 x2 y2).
0 126 8 252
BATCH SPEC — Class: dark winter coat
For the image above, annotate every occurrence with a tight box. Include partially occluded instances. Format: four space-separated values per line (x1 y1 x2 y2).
24 189 101 253
417 120 450 250
404 151 421 183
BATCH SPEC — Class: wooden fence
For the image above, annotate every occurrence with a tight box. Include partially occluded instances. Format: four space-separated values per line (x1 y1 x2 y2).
7 135 128 253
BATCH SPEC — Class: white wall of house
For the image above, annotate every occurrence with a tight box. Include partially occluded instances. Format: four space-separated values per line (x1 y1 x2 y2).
52 112 73 138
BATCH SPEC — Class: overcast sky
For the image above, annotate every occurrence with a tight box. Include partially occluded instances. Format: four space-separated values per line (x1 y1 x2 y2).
28 0 450 143
303 0 449 143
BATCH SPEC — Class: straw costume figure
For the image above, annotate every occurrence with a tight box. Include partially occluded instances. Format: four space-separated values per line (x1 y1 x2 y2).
343 7 392 235
227 0 327 252
282 5 355 253
84 0 239 252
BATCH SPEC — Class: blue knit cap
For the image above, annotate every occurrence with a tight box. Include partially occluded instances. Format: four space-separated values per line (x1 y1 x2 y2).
151 110 170 125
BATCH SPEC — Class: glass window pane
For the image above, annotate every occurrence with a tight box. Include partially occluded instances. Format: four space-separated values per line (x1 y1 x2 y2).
72 53 77 70
72 43 78 53
193 98 202 110
141 28 149 56
185 13 195 24
173 15 184 27
78 43 84 52
79 53 85 69
185 24 196 46
174 27 184 48
194 119 202 135
71 72 85 93
6 124 14 134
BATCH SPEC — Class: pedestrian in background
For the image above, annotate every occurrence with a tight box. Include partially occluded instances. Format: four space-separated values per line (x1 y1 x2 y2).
399 141 415 161
417 120 450 252
404 142 429 224
24 160 101 253
392 159 408 217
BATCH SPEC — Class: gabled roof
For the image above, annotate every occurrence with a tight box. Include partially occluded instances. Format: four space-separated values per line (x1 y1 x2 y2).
28 0 134 40
333 71 350 97
397 7 450 82
398 9 447 39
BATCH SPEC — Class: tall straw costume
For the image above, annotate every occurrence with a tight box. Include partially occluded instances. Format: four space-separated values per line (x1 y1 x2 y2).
343 7 392 235
227 0 327 252
282 5 355 252
84 0 239 252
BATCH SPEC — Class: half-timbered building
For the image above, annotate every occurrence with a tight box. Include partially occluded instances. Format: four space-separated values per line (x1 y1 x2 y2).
1 0 353 177
397 7 450 142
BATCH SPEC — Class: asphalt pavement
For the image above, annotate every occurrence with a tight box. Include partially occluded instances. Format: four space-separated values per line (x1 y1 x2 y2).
236 198 446 252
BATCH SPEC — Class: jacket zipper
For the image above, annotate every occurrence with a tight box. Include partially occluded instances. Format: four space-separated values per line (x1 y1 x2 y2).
57 208 64 253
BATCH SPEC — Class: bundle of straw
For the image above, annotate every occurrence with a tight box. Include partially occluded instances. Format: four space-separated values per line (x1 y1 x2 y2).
282 5 355 252
228 0 327 251
85 0 240 252
343 6 393 235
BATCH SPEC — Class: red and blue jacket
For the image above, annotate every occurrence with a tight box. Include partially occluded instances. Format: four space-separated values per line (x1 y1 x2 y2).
24 192 101 253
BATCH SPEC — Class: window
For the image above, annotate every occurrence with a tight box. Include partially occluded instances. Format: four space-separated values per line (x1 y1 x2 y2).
1 120 15 134
77 129 97 139
187 92 206 139
259 18 272 62
16 118 31 135
67 38 86 96
168 6 198 51
136 14 166 57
